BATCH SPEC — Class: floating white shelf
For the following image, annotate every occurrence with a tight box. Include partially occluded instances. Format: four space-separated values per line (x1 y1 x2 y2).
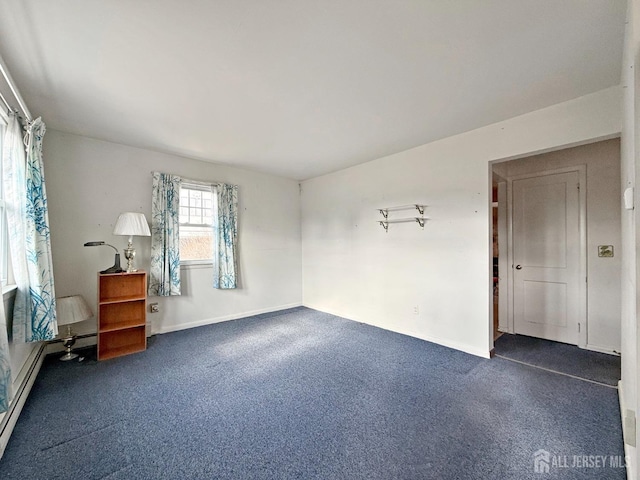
378 204 426 219
377 204 428 232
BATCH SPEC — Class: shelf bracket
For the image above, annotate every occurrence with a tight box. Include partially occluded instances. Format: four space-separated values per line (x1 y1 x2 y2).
416 218 425 228
378 209 389 219
414 204 425 215
379 221 389 232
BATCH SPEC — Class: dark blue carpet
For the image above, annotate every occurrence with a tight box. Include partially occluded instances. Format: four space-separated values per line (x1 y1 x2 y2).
494 333 621 386
0 308 625 479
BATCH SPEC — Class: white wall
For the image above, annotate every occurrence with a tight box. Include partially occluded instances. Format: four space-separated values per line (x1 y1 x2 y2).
493 139 622 354
620 0 640 474
44 131 302 336
301 86 621 358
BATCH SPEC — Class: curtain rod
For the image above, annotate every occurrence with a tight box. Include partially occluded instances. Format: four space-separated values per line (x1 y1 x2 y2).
151 171 220 187
0 90 10 112
0 53 32 122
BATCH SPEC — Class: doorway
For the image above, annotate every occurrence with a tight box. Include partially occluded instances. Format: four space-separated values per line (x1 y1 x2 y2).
493 166 587 347
491 138 622 355
492 176 507 341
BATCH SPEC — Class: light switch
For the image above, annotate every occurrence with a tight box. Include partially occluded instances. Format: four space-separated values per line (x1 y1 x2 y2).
624 187 634 210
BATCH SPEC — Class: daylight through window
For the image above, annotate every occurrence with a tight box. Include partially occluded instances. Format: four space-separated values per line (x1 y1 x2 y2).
0 116 8 285
179 183 215 263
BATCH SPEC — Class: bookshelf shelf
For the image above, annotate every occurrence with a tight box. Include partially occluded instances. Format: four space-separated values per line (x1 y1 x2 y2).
97 271 147 360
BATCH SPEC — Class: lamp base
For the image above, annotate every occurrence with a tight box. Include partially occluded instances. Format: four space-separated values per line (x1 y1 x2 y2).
59 351 79 361
60 327 78 361
124 245 137 273
100 253 124 274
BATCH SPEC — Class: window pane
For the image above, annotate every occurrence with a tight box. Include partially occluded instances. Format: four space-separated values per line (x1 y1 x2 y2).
179 225 213 261
179 184 214 262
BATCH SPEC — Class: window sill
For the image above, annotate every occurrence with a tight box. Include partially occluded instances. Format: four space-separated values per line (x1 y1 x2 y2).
3 284 17 301
180 261 213 270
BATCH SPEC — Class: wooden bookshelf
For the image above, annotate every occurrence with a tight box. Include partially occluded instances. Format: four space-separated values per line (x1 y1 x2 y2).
97 271 147 360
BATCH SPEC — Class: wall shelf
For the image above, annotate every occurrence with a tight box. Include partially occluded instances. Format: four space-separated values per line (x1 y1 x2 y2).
379 218 426 232
377 204 428 232
378 204 426 219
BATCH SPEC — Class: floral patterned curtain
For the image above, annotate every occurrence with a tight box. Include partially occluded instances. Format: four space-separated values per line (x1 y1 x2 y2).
149 172 182 296
213 183 238 289
24 118 57 340
4 114 56 344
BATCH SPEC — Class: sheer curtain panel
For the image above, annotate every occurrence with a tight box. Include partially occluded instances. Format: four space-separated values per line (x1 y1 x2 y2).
0 293 10 413
0 112 10 412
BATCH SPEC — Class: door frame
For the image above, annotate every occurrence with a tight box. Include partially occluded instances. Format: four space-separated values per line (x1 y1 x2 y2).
505 165 587 347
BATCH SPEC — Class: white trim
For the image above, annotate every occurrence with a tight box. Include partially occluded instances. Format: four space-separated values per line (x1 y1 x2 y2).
497 180 509 333
585 343 621 356
303 303 491 359
180 178 218 189
505 165 588 347
0 343 45 459
2 284 16 299
180 260 213 269
153 303 303 335
618 380 635 480
507 179 514 334
577 166 587 348
179 182 215 264
0 53 32 122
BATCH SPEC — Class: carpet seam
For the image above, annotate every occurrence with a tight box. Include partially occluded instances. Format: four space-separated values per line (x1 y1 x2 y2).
40 422 121 452
494 354 618 389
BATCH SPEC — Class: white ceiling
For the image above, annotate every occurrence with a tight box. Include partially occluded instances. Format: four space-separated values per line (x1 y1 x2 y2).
0 1 627 180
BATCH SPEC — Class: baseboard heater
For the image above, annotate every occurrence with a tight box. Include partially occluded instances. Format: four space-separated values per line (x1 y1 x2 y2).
0 342 46 459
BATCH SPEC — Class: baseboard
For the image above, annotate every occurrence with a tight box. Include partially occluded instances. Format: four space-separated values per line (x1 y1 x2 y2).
0 342 46 459
46 333 98 355
618 380 636 480
585 343 621 356
302 303 491 359
154 303 304 335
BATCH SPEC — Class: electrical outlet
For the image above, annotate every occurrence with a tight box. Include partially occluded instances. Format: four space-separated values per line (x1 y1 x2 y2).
413 306 419 315
150 303 159 313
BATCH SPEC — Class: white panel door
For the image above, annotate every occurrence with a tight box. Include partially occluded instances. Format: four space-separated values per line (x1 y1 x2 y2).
512 171 581 345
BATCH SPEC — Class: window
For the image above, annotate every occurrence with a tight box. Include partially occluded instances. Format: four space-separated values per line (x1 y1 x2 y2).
179 183 215 264
0 117 8 286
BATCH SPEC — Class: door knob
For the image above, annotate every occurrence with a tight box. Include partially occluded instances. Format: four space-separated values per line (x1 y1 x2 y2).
515 265 522 270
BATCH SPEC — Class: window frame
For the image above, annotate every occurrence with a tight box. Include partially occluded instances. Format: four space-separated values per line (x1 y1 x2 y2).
179 181 216 267
0 115 9 286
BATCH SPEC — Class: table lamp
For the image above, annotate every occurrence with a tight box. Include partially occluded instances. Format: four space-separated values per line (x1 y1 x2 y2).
113 212 151 272
83 241 123 273
56 295 93 361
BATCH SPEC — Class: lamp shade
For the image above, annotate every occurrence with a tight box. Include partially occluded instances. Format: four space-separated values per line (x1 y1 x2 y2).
113 212 151 237
56 295 93 326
